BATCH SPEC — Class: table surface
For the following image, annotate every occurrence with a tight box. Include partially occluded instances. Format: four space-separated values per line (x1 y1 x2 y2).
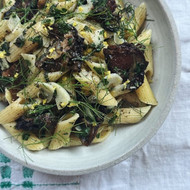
0 0 189 189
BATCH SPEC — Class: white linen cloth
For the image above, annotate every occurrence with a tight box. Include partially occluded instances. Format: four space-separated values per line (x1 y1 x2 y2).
0 0 189 189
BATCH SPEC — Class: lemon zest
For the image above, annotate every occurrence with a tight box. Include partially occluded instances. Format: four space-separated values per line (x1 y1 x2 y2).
49 48 55 53
78 6 84 12
14 73 19 78
73 22 77 27
0 51 6 59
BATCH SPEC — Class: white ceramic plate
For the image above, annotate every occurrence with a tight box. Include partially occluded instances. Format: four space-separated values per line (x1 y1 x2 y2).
0 0 181 175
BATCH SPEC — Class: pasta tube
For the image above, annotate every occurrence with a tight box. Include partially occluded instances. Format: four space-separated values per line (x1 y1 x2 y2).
0 0 15 20
119 92 146 107
74 68 118 107
111 84 130 97
124 2 147 39
17 71 63 99
145 44 154 81
62 126 113 147
67 18 105 45
0 98 28 124
7 21 49 62
0 20 10 40
3 0 15 7
136 76 158 105
49 113 79 150
116 106 151 124
0 14 20 40
21 54 39 82
36 82 71 110
134 2 147 32
55 0 77 12
5 88 12 104
2 122 45 151
5 27 24 42
130 29 152 46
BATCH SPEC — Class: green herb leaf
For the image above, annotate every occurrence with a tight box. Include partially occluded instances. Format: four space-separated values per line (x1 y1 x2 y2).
83 26 92 33
0 42 10 56
94 67 105 75
0 76 14 93
29 35 43 48
14 37 25 48
22 133 30 141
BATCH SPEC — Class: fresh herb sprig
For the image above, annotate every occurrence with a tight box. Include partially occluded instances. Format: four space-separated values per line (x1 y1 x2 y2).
0 76 14 93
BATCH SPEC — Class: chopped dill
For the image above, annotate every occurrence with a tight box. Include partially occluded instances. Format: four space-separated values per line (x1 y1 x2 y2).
0 76 15 93
48 4 68 19
26 104 56 116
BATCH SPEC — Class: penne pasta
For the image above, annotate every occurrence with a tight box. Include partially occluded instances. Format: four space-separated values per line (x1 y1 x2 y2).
17 71 63 99
67 18 105 45
95 88 118 107
62 126 113 147
124 2 147 40
2 122 45 151
5 88 12 104
7 21 49 63
0 98 28 124
49 113 79 150
21 53 39 82
145 44 154 82
134 2 147 33
136 76 158 105
55 0 77 12
115 106 151 124
0 20 11 40
85 60 107 76
119 92 146 107
5 27 24 42
0 0 15 21
111 84 130 97
0 14 20 41
130 29 152 46
74 68 118 107
3 0 15 7
93 126 113 143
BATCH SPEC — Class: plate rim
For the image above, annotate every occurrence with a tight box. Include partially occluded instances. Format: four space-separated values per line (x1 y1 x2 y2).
0 0 181 176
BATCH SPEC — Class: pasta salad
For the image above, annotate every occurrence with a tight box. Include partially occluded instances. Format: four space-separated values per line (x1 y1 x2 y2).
0 0 157 151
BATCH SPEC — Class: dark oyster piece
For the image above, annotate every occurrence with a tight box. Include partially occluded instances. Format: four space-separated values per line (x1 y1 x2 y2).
35 54 69 72
16 113 58 137
74 118 100 146
107 0 117 12
67 28 87 72
2 64 17 77
80 125 99 146
103 42 148 90
87 0 120 32
36 28 86 72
